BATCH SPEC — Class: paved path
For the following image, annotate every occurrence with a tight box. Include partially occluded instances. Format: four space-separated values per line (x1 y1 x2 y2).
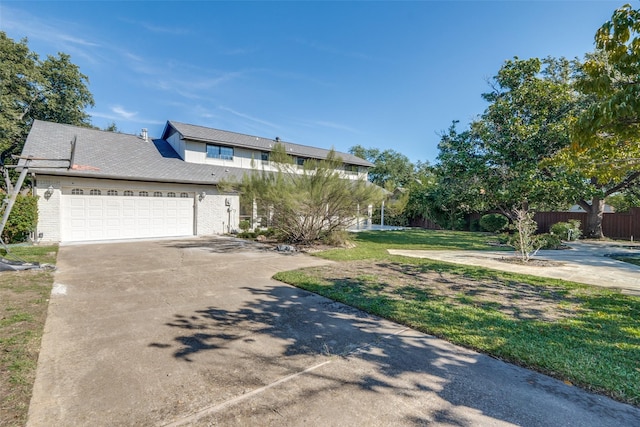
28 237 640 426
390 241 640 296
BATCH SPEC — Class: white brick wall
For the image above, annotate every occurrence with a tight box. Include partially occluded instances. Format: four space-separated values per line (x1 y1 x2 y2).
196 192 240 235
34 178 62 243
35 175 238 243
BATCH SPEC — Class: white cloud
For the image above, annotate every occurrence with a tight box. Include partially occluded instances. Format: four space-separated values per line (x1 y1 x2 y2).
111 106 138 120
219 106 279 129
91 111 164 127
1 6 103 63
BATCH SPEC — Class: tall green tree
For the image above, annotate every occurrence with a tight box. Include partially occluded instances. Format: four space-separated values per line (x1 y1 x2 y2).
349 145 416 190
0 32 94 156
31 53 94 127
562 4 640 238
575 3 640 142
433 57 580 227
473 56 581 215
0 33 39 152
428 121 488 229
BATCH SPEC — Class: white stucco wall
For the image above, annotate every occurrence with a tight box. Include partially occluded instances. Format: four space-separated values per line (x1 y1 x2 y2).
34 175 239 243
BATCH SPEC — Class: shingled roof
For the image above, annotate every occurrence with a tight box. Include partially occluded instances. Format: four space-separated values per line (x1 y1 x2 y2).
20 120 248 185
165 121 374 167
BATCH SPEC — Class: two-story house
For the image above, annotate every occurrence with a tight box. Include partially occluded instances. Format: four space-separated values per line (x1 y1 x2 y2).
19 120 372 243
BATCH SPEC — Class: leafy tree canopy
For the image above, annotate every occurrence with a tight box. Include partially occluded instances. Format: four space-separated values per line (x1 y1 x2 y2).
548 4 640 237
435 57 581 218
0 32 94 155
349 145 418 190
575 3 640 142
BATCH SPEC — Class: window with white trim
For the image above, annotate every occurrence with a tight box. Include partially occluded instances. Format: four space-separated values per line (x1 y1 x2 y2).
139 191 148 197
153 191 162 197
124 190 134 196
167 192 176 197
71 188 83 195
180 192 189 198
90 189 101 196
107 190 118 196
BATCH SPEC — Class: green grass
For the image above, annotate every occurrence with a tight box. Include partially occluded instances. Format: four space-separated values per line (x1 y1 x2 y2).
612 255 640 267
320 229 508 261
276 230 640 406
0 245 58 426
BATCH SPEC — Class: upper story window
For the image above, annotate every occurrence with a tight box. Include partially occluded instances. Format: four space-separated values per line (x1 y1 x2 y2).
206 144 234 160
107 190 118 196
153 191 163 197
90 189 101 196
261 152 269 164
344 164 359 174
167 192 176 197
180 192 189 198
139 191 149 197
124 190 134 196
71 188 83 195
296 157 307 168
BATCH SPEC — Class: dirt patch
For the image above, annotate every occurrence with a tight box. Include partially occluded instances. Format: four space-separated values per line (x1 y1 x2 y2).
0 270 53 427
496 257 565 267
304 260 581 322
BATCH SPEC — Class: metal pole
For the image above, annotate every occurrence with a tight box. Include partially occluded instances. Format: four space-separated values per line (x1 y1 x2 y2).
381 200 385 227
0 166 30 238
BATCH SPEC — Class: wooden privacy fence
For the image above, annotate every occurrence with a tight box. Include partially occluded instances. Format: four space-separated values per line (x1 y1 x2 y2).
534 208 640 240
419 208 640 240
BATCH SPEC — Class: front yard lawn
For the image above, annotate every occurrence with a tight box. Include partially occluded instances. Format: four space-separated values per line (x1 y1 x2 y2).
0 245 58 427
275 230 640 407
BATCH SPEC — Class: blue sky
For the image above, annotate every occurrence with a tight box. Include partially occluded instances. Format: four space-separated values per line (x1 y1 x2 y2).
0 1 623 164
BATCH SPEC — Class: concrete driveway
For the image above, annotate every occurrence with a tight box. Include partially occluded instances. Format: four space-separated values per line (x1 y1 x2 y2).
28 237 640 426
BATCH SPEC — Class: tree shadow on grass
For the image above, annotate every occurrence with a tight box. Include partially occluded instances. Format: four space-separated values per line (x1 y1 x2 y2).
148 282 639 426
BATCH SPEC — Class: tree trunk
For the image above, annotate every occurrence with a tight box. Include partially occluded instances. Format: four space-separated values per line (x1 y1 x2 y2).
582 197 605 239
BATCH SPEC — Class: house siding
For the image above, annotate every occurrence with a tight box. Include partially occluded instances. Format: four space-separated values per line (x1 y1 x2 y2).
178 138 369 180
165 132 186 160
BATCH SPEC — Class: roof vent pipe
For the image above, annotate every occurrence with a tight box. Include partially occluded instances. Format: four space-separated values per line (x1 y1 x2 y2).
141 128 148 141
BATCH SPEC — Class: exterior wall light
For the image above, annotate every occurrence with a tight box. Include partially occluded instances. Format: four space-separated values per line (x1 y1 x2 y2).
44 185 54 200
199 191 206 201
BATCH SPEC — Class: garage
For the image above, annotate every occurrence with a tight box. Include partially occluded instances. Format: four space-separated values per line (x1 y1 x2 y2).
61 193 194 242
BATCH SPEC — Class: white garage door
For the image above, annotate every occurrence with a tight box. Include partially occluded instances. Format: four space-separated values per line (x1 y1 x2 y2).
61 195 194 242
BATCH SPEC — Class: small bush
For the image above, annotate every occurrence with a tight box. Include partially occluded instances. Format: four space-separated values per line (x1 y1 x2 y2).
256 227 276 237
480 213 509 233
550 220 581 241
1 194 38 243
237 231 257 239
497 233 510 244
321 230 351 247
535 233 562 250
239 220 251 231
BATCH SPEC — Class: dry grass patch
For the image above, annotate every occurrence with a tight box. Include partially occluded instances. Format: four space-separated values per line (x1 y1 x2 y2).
0 246 57 427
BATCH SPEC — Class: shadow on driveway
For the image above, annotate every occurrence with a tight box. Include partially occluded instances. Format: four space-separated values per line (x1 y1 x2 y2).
27 238 640 426
149 283 640 427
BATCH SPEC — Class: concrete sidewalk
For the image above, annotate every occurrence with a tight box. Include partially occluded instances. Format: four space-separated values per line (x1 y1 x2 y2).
389 241 640 296
28 237 640 426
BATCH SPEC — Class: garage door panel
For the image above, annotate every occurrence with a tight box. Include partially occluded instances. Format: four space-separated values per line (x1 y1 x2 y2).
61 195 193 242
